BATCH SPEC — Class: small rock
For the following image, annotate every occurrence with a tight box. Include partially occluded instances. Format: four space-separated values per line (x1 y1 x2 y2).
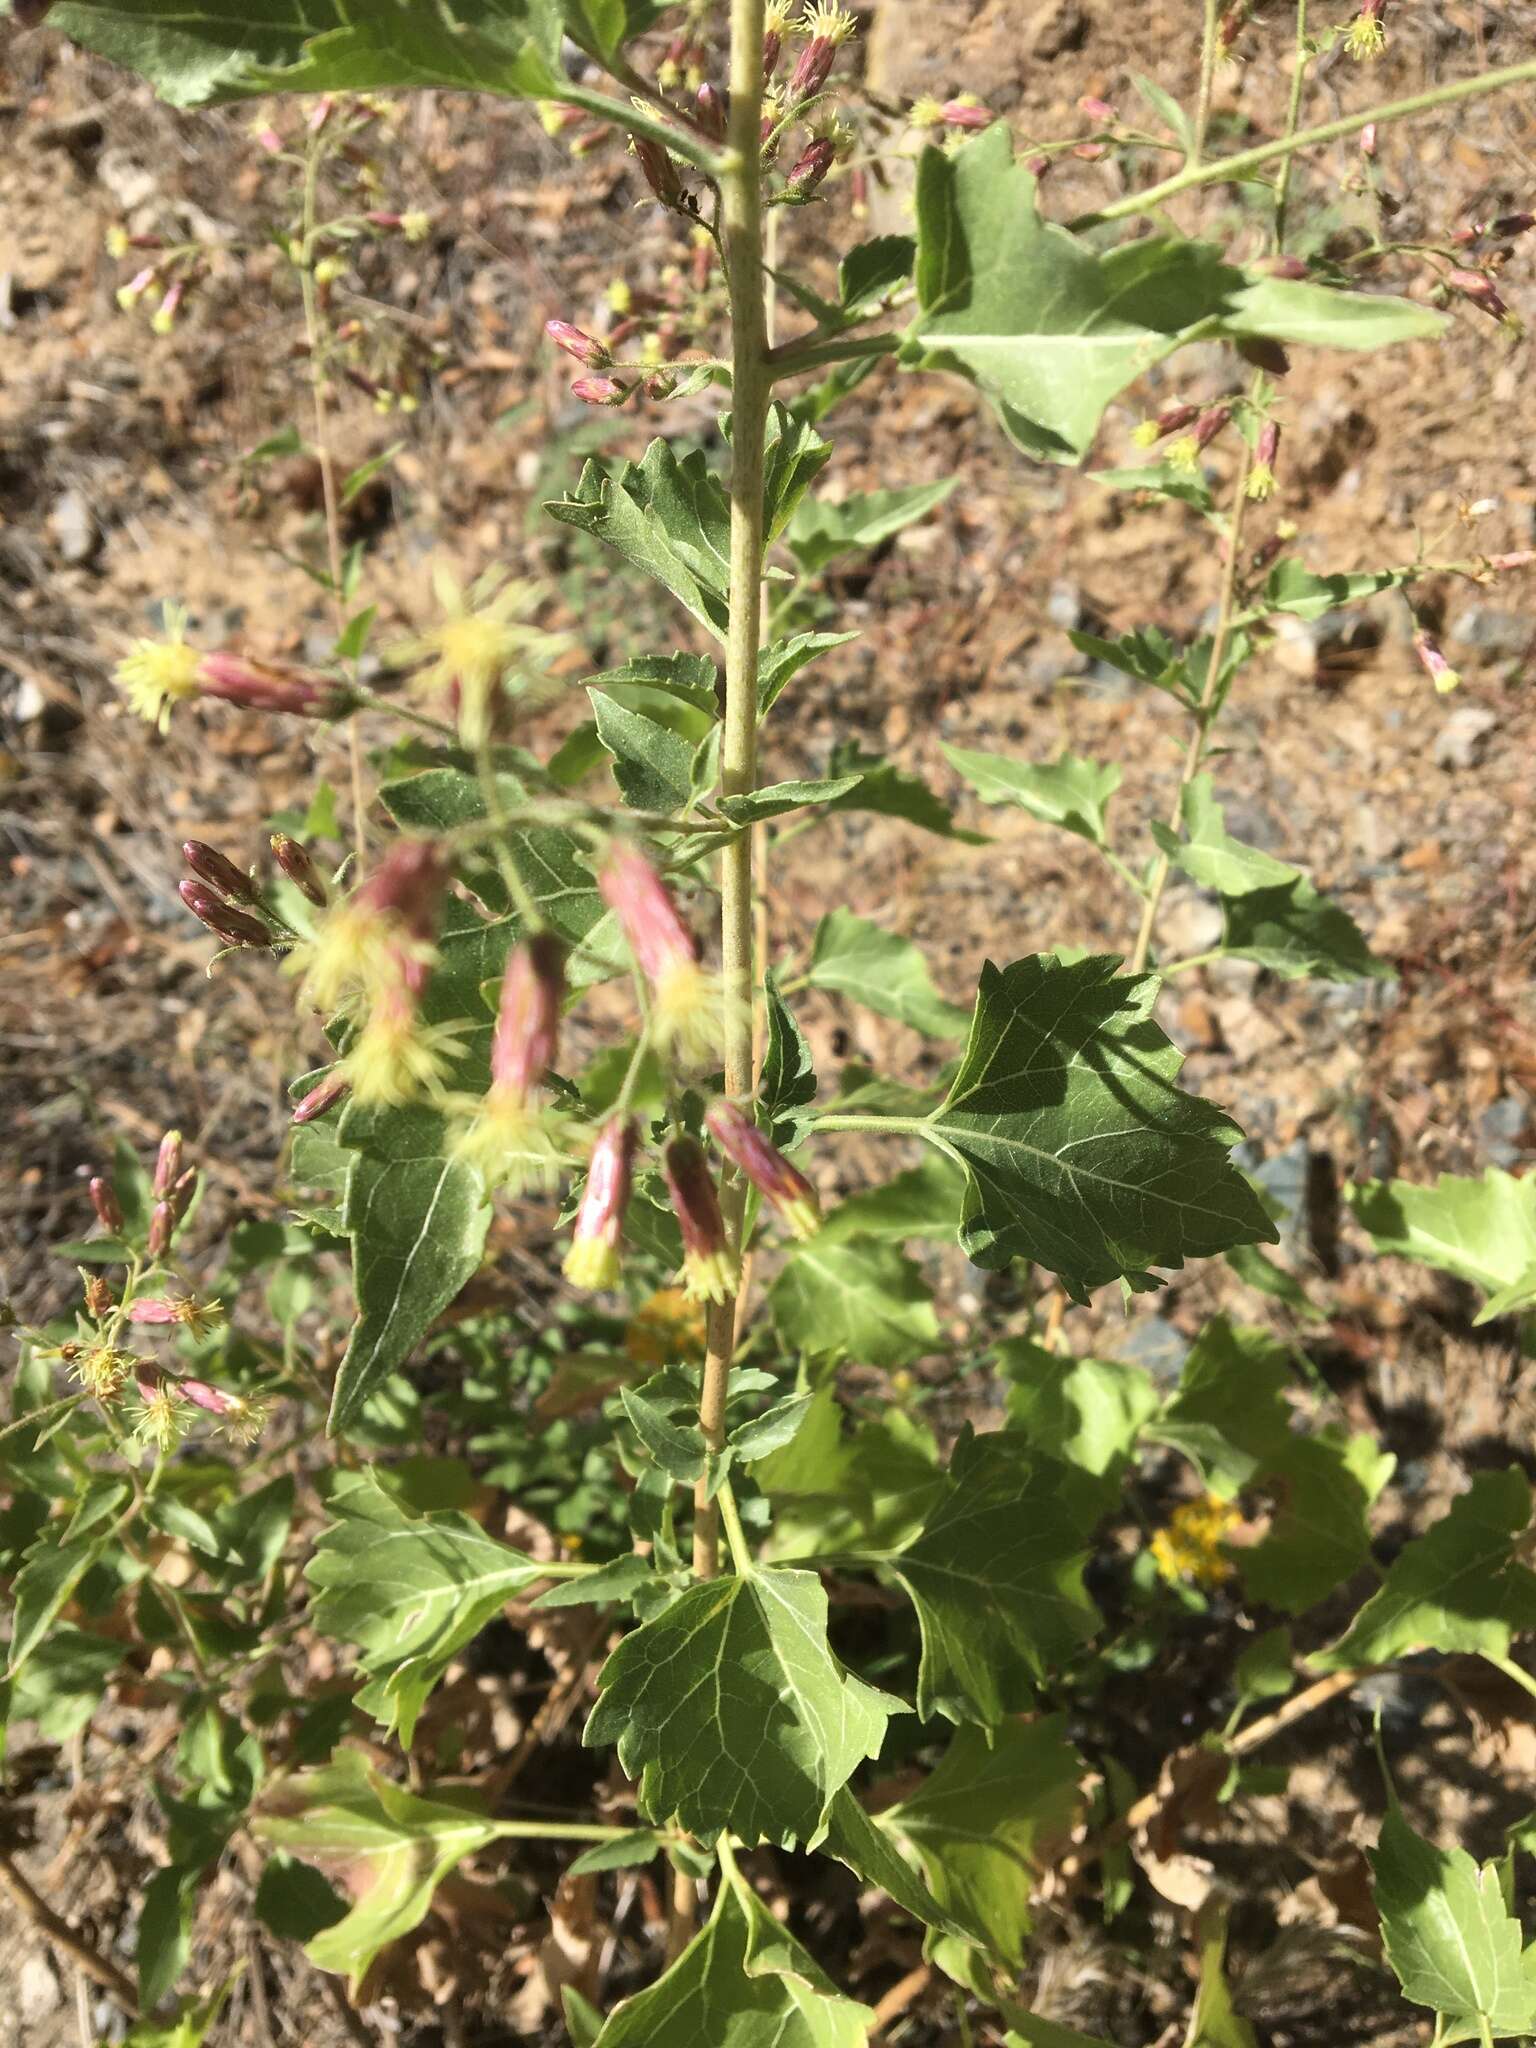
1117 1314 1188 1386
50 486 100 565
19 1953 61 2023
7 675 47 722
1480 1095 1528 1167
1242 1138 1311 1254
1045 578 1085 632
1212 997 1285 1064
1029 0 1090 58
1158 888 1224 960
1449 603 1532 661
1432 704 1499 772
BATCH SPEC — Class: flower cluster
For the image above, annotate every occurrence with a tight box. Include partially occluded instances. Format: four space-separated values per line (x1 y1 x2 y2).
388 565 569 745
1151 1495 1240 1588
113 607 346 732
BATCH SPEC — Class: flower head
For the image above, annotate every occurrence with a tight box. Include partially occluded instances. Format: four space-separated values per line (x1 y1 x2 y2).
1343 0 1386 58
599 846 722 1069
663 1135 738 1305
563 1117 638 1291
388 565 565 746
294 840 446 1015
133 1363 185 1451
128 1294 225 1338
183 842 259 906
114 604 201 731
89 1176 124 1231
788 2 857 103
1131 401 1199 450
705 1098 821 1240
452 937 570 1185
1245 420 1281 501
74 1345 132 1399
179 880 275 951
181 1378 269 1443
1413 629 1462 695
344 987 467 1107
1150 1494 1239 1587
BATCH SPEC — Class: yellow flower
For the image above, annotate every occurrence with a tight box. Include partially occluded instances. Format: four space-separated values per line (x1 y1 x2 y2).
798 1 858 43
1151 1494 1240 1588
1131 419 1162 450
451 1090 569 1192
1245 463 1275 501
401 210 432 242
1343 12 1386 58
136 1384 185 1452
1165 435 1201 474
73 1345 131 1399
344 1004 467 1107
606 279 633 315
218 1393 269 1444
563 1234 622 1291
114 604 202 731
290 904 417 1016
387 565 566 746
653 958 729 1071
910 96 945 129
105 225 130 259
625 1288 708 1369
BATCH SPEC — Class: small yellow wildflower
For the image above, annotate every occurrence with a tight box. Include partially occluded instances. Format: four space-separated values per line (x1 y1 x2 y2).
401 210 432 243
104 225 130 259
910 96 945 129
606 279 634 316
563 1234 622 1291
136 1383 185 1452
73 1345 131 1399
1245 463 1275 502
625 1288 708 1369
1165 435 1201 474
1342 11 1386 58
387 565 566 747
344 1001 467 1108
798 1 858 43
114 604 202 732
1131 418 1162 449
1151 1494 1240 1588
450 1090 568 1192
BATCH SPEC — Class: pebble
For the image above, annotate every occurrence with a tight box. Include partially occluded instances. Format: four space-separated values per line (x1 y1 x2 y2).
1449 603 1531 661
1480 1095 1528 1167
49 486 100 565
1116 1313 1189 1385
1432 704 1499 772
19 1953 61 2023
1029 0 1091 57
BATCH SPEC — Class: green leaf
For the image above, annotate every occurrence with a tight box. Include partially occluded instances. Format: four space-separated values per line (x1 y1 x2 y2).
548 440 731 638
884 1717 1083 1966
760 403 833 541
1218 876 1386 982
755 1390 944 1561
566 1830 665 1876
251 1751 514 1992
1234 1627 1295 1710
1225 271 1447 351
1000 1340 1159 1487
821 1788 976 1943
770 1237 939 1368
1312 1468 1536 1671
786 479 957 576
1007 2023 1116 2048
760 969 817 1150
807 909 970 1039
1371 1804 1536 2037
1188 1904 1259 2048
591 1863 872 2047
759 631 859 716
1154 776 1296 895
49 0 569 106
1067 623 1196 702
817 1154 967 1246
7 1519 118 1677
329 1100 491 1436
1088 464 1216 514
307 1477 547 1744
941 743 1120 845
923 955 1277 1298
885 1431 1100 1723
139 1867 198 2013
1154 1319 1390 1611
838 234 916 318
1131 70 1194 151
730 1392 816 1462
1348 1170 1536 1325
821 744 983 842
621 1384 710 1484
7 1627 122 1744
1260 558 1414 621
718 774 864 824
590 685 713 814
584 1566 898 1847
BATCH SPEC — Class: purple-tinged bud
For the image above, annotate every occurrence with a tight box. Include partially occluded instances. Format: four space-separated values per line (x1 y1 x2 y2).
1451 222 1483 247
1488 549 1536 572
706 1098 821 1241
572 375 630 406
252 123 284 156
1079 95 1115 123
1256 421 1280 468
1448 268 1511 321
147 1201 175 1261
694 82 728 142
785 137 836 198
90 1176 123 1231
179 878 274 949
153 1129 184 1198
632 135 685 208
183 841 259 905
1261 254 1310 280
1246 420 1281 500
1073 142 1108 161
1493 213 1536 241
271 834 328 907
366 209 405 230
307 94 335 135
600 846 701 987
663 1135 738 1305
356 841 447 944
545 319 609 367
126 1297 179 1326
940 98 995 129
84 1276 113 1319
1413 629 1462 695
1152 403 1200 438
1360 121 1378 158
1217 2 1244 51
292 1073 349 1125
491 934 567 1106
169 1167 196 1222
129 1293 224 1335
196 650 343 717
563 1117 638 1290
1193 404 1232 451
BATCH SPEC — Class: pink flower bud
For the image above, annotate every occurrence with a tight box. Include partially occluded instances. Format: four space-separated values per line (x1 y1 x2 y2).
1027 154 1051 178
545 319 609 367
292 1073 349 1124
491 933 566 1105
1261 254 1310 280
1448 268 1511 321
366 210 405 230
90 1176 123 1231
1079 95 1114 123
253 124 284 155
1488 550 1536 572
1360 121 1378 158
694 82 728 142
127 1298 177 1325
270 833 328 907
179 878 274 949
153 1129 184 1198
147 1201 175 1260
785 137 836 197
1073 141 1108 161
663 1135 737 1304
789 39 837 103
706 1099 821 1240
196 651 343 717
632 135 685 208
940 98 995 129
356 841 447 945
600 846 701 986
564 1117 638 1290
183 841 259 905
1193 404 1232 451
571 375 630 406
169 1167 196 1222
1413 629 1462 694
1256 421 1280 469
1151 403 1200 440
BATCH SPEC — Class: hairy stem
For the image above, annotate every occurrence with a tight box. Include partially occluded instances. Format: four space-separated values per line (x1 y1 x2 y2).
1128 434 1254 975
1273 0 1311 250
693 0 769 1586
1191 0 1220 170
1089 57 1536 225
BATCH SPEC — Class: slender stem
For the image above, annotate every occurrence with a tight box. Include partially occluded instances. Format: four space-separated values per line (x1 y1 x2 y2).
1128 437 1253 976
813 1113 929 1137
1087 59 1536 226
717 1482 755 1578
1273 0 1311 251
693 0 770 1585
556 81 726 180
0 1850 137 2014
491 1820 646 1842
1191 0 1220 171
344 688 457 739
767 330 904 378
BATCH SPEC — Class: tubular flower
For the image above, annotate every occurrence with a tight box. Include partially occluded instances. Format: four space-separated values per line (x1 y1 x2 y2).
153 1130 183 1199
1131 401 1199 450
564 1117 638 1291
181 1378 269 1443
1343 0 1386 58
294 840 446 1016
705 1098 821 1240
388 565 567 746
89 1176 124 1231
599 846 722 1068
1150 1494 1240 1588
134 1363 186 1451
663 1135 739 1306
114 604 202 731
1246 421 1281 501
74 1345 132 1399
127 1295 226 1338
788 1 858 104
1413 629 1462 695
183 843 259 905
179 880 274 950
453 934 570 1189
345 983 468 1108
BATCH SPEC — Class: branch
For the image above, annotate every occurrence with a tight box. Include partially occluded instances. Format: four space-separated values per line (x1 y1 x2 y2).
0 1848 138 2015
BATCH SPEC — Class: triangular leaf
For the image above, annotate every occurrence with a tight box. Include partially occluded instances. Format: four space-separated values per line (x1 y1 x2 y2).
941 744 1120 845
1371 1804 1536 2036
769 1237 939 1368
1348 1170 1536 1326
807 910 971 1039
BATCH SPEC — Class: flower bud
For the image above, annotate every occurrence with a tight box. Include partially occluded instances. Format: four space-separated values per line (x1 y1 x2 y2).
271 834 328 907
663 1135 738 1305
1073 141 1108 161
1413 629 1462 695
1236 336 1290 375
183 841 259 905
179 878 274 949
179 1378 267 1440
1194 404 1232 450
84 1275 113 1319
150 278 186 337
197 651 343 716
1131 401 1199 449
694 82 728 141
706 1098 821 1240
1246 420 1281 500
545 319 609 368
1360 121 1378 158
1343 0 1387 58
130 1294 225 1336
784 136 836 198
90 1176 123 1231
788 2 857 105
357 841 447 945
1448 268 1511 322
940 97 994 129
1261 254 1310 280
116 266 158 312
153 1129 184 1198
563 1117 638 1291
632 135 685 208
1488 550 1536 572
169 1167 196 1221
147 1201 175 1260
292 1073 349 1124
571 374 630 406
492 933 567 1106
1079 95 1114 123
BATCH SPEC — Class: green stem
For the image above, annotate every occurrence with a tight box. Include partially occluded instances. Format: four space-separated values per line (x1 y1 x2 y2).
813 1113 929 1137
1273 0 1311 251
346 687 458 739
1486 1653 1536 1707
1191 0 1220 170
717 1482 755 1578
557 81 724 179
693 0 770 1585
767 330 904 379
1087 58 1536 225
493 1820 652 1843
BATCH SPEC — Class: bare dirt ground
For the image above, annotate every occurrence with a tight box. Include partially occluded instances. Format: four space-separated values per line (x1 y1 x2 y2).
3 1 1536 2042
